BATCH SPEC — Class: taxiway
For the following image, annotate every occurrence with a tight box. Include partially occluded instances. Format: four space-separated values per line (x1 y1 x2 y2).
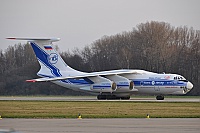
0 118 200 133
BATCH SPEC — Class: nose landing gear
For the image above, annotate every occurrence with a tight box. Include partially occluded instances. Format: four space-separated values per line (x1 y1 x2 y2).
156 95 164 100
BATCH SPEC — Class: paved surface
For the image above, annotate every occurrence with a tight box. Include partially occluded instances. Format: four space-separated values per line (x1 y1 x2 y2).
0 96 199 102
0 118 200 133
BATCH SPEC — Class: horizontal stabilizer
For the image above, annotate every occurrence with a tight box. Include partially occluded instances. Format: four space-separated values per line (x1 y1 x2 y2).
6 37 60 42
26 77 54 82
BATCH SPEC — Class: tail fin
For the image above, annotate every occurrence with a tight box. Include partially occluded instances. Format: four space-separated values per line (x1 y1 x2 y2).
7 38 81 78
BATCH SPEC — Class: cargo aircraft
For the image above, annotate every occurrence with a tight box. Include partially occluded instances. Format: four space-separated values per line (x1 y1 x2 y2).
7 38 193 100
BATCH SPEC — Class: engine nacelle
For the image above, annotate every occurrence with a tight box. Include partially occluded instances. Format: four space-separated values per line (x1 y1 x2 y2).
104 75 134 92
90 82 116 92
115 80 135 91
129 81 134 90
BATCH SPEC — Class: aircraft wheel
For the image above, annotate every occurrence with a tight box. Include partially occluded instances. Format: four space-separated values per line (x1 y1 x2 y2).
97 95 106 100
121 96 130 100
156 95 164 100
106 95 114 100
106 95 120 100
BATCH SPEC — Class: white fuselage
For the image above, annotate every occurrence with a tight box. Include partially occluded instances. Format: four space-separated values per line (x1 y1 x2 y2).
51 70 193 97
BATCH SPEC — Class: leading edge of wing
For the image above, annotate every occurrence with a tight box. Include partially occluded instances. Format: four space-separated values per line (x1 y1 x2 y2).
26 69 149 82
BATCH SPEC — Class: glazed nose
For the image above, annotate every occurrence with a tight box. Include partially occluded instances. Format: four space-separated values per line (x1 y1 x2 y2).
187 81 193 90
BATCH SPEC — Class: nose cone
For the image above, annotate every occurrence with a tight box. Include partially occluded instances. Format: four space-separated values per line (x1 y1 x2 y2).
187 81 193 90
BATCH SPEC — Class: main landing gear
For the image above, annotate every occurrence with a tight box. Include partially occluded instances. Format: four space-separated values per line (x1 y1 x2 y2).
156 95 164 100
97 95 130 100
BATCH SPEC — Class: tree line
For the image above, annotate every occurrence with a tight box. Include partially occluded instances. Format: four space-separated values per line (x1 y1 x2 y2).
0 21 199 95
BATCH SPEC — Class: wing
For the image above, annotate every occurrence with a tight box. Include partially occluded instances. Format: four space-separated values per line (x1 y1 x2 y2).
26 69 154 82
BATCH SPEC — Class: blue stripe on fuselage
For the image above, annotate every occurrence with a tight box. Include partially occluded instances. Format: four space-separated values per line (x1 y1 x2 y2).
133 79 186 86
93 85 111 89
67 79 90 85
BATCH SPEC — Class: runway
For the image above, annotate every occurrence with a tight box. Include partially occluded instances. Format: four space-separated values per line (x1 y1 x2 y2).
0 96 199 102
0 118 200 133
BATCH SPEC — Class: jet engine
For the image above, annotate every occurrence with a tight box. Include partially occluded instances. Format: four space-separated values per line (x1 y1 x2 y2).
90 82 117 92
115 80 135 91
104 75 135 91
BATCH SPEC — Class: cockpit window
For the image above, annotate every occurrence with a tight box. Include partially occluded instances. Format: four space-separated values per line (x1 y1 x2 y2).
179 80 188 82
174 76 187 82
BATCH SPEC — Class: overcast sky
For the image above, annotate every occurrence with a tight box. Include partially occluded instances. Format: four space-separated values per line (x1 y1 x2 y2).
1 0 200 52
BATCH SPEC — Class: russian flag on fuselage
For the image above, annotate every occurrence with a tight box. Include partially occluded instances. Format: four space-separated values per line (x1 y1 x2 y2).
44 45 53 50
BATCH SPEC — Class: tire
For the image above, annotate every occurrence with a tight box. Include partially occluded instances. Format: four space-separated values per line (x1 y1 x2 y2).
156 95 164 100
97 95 106 100
121 96 130 100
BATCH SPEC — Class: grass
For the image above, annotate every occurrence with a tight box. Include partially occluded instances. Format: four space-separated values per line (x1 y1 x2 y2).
0 101 199 118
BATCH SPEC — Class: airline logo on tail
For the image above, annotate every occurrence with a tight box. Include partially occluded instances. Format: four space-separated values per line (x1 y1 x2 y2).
49 53 58 64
